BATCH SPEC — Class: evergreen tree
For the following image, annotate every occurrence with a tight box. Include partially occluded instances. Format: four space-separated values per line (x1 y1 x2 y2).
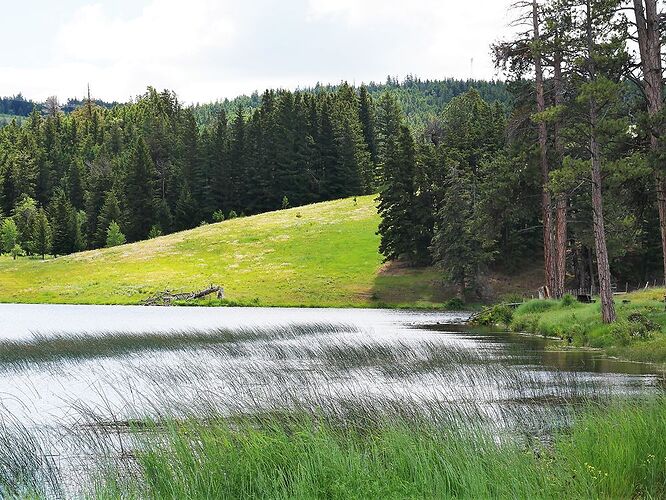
375 92 403 184
95 191 122 248
11 195 37 251
377 125 419 263
67 159 86 210
124 138 156 241
49 188 77 256
210 109 229 212
358 85 378 165
30 208 52 259
174 183 198 230
430 165 478 296
105 221 126 247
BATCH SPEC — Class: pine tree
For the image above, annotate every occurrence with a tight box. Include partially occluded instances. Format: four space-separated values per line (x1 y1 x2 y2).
181 108 205 219
124 138 156 241
377 125 418 263
430 165 477 296
174 183 198 230
227 106 246 212
95 191 122 248
375 92 403 184
210 108 229 213
11 195 37 251
67 159 86 211
49 189 76 255
105 221 126 247
30 208 52 259
358 85 378 165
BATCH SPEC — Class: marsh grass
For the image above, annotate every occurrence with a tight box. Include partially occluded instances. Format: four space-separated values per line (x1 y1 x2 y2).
87 398 666 499
0 419 62 499
0 323 354 367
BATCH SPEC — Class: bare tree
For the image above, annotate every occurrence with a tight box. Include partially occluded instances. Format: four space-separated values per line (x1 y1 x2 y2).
43 96 61 117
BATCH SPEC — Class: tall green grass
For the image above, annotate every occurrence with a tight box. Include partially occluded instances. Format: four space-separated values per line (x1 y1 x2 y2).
92 399 666 499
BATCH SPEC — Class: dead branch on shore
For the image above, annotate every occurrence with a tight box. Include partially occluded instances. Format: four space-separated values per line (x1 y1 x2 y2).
141 285 224 306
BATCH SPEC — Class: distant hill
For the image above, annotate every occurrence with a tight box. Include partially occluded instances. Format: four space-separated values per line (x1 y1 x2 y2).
0 194 544 307
192 76 511 131
0 94 117 121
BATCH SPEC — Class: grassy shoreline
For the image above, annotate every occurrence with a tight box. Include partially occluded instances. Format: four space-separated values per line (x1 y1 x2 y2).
479 288 666 366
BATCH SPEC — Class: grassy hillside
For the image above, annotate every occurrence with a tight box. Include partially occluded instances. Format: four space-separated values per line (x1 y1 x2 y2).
0 196 456 307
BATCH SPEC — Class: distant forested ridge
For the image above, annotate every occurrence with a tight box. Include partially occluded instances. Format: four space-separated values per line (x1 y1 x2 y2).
191 76 510 131
0 76 511 260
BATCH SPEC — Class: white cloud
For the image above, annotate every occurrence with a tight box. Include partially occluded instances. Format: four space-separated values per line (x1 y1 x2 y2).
0 0 516 103
55 1 235 63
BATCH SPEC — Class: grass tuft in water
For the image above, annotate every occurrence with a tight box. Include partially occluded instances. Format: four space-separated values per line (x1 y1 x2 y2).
0 323 355 367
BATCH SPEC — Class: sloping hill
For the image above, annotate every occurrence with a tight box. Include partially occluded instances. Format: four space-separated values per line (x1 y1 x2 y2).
0 196 453 307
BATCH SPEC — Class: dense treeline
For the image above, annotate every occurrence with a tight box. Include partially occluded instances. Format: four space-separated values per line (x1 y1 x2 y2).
0 84 386 256
378 0 664 323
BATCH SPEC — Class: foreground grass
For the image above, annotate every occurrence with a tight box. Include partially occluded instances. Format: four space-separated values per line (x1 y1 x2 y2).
506 288 666 364
0 196 455 308
92 399 666 499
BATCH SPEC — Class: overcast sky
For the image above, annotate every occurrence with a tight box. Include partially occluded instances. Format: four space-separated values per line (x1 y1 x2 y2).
1 0 517 104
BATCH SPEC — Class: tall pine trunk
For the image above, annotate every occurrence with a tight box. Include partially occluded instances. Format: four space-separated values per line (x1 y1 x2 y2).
633 0 666 285
586 0 616 323
657 176 666 285
533 0 555 297
553 49 567 298
590 123 616 323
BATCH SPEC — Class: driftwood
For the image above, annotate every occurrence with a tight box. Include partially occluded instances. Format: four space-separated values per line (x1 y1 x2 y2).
141 285 224 306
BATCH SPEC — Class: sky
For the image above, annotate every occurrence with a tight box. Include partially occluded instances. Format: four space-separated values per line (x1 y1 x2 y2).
1 0 517 104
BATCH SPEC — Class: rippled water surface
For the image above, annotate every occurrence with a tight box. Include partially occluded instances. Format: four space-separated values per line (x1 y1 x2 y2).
0 304 662 426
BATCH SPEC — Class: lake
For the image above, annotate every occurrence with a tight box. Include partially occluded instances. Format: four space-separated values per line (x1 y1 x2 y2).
0 303 662 427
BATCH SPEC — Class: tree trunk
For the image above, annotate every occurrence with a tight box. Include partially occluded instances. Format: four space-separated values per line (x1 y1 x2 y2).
586 0 616 323
587 246 596 295
633 0 665 284
590 128 616 323
532 0 555 298
552 49 567 298
657 175 666 285
554 194 567 296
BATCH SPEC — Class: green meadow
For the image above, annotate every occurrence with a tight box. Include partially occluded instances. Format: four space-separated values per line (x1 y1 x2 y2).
0 195 450 308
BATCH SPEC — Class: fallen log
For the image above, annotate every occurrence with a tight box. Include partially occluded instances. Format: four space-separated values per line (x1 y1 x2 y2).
141 285 224 306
